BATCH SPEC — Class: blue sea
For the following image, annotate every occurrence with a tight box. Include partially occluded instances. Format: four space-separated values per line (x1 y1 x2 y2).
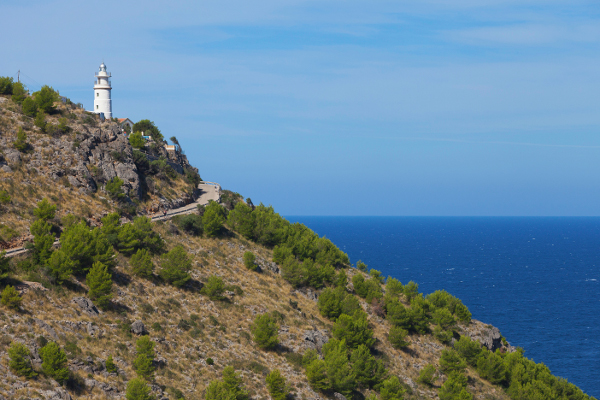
286 217 600 398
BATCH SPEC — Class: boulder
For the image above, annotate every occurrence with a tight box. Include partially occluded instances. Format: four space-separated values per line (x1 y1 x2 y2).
303 329 329 351
72 297 100 316
334 393 347 400
4 150 21 165
131 320 146 335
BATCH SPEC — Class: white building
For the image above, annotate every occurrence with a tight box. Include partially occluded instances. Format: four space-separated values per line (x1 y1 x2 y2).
93 62 112 119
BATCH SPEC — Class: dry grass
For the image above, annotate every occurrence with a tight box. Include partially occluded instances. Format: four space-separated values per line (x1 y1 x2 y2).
0 225 513 400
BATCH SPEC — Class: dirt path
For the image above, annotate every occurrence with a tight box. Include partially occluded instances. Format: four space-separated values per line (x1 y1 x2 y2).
3 182 221 258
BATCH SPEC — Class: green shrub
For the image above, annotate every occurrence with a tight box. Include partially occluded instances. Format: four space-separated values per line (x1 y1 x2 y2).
11 82 26 103
439 349 466 375
385 298 411 329
105 354 117 373
133 336 155 380
86 261 113 310
126 377 154 400
332 310 375 349
132 119 163 142
0 190 11 205
417 364 436 386
129 132 146 149
369 269 385 283
350 344 386 389
1 285 22 309
0 76 13 94
47 249 74 284
117 224 140 256
403 281 419 302
13 127 29 152
59 221 116 273
433 325 453 344
243 251 256 271
33 85 59 114
206 357 214 365
173 214 203 236
39 342 69 384
380 376 405 400
453 336 482 367
132 216 165 254
476 349 507 385
131 249 153 278
386 277 403 297
201 275 225 300
388 326 409 349
307 339 355 397
22 97 37 117
251 313 279 350
356 260 368 272
266 369 289 400
438 372 471 400
8 342 37 378
433 308 456 330
159 246 191 287
352 274 382 302
106 176 125 200
203 201 226 237
34 111 46 131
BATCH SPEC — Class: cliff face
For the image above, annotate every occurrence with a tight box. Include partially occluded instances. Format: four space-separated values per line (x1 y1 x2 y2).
0 95 198 242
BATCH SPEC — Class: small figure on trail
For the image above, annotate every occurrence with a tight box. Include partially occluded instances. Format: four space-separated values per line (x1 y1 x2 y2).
163 210 167 218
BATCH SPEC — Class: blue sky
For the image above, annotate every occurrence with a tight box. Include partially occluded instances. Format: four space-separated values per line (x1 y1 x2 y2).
1 0 599 215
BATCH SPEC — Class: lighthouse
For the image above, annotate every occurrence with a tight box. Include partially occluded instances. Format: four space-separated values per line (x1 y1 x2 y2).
93 62 112 119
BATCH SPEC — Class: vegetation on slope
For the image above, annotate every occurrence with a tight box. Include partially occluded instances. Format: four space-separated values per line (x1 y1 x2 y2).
0 78 596 400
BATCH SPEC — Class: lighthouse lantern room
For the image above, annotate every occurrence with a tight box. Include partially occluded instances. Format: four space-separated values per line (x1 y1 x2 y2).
93 62 112 119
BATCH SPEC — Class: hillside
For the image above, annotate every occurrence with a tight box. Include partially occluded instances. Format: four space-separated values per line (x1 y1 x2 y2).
0 85 597 400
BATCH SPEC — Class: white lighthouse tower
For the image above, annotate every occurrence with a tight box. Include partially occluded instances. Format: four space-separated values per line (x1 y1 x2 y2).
93 62 112 119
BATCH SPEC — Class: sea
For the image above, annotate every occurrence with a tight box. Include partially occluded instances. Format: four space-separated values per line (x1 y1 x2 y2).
286 217 600 398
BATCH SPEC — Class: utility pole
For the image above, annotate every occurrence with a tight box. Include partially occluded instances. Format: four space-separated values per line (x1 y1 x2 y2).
17 70 20 83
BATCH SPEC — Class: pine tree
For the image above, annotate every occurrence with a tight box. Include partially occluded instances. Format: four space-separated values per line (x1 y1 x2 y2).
39 342 69 384
322 339 355 397
417 364 436 386
22 97 38 117
133 336 155 380
242 251 256 271
251 313 279 350
86 261 113 310
266 369 289 400
1 285 22 309
47 249 74 284
332 310 375 349
438 372 470 400
105 354 118 373
8 342 37 378
126 377 154 400
223 366 249 400
130 249 153 278
203 201 226 237
380 376 406 400
13 127 29 152
33 198 56 221
117 223 140 256
388 326 409 349
159 246 191 287
350 344 386 389
439 349 466 375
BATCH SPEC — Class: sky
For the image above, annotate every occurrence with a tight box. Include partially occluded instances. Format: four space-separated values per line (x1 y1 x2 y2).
1 0 599 216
